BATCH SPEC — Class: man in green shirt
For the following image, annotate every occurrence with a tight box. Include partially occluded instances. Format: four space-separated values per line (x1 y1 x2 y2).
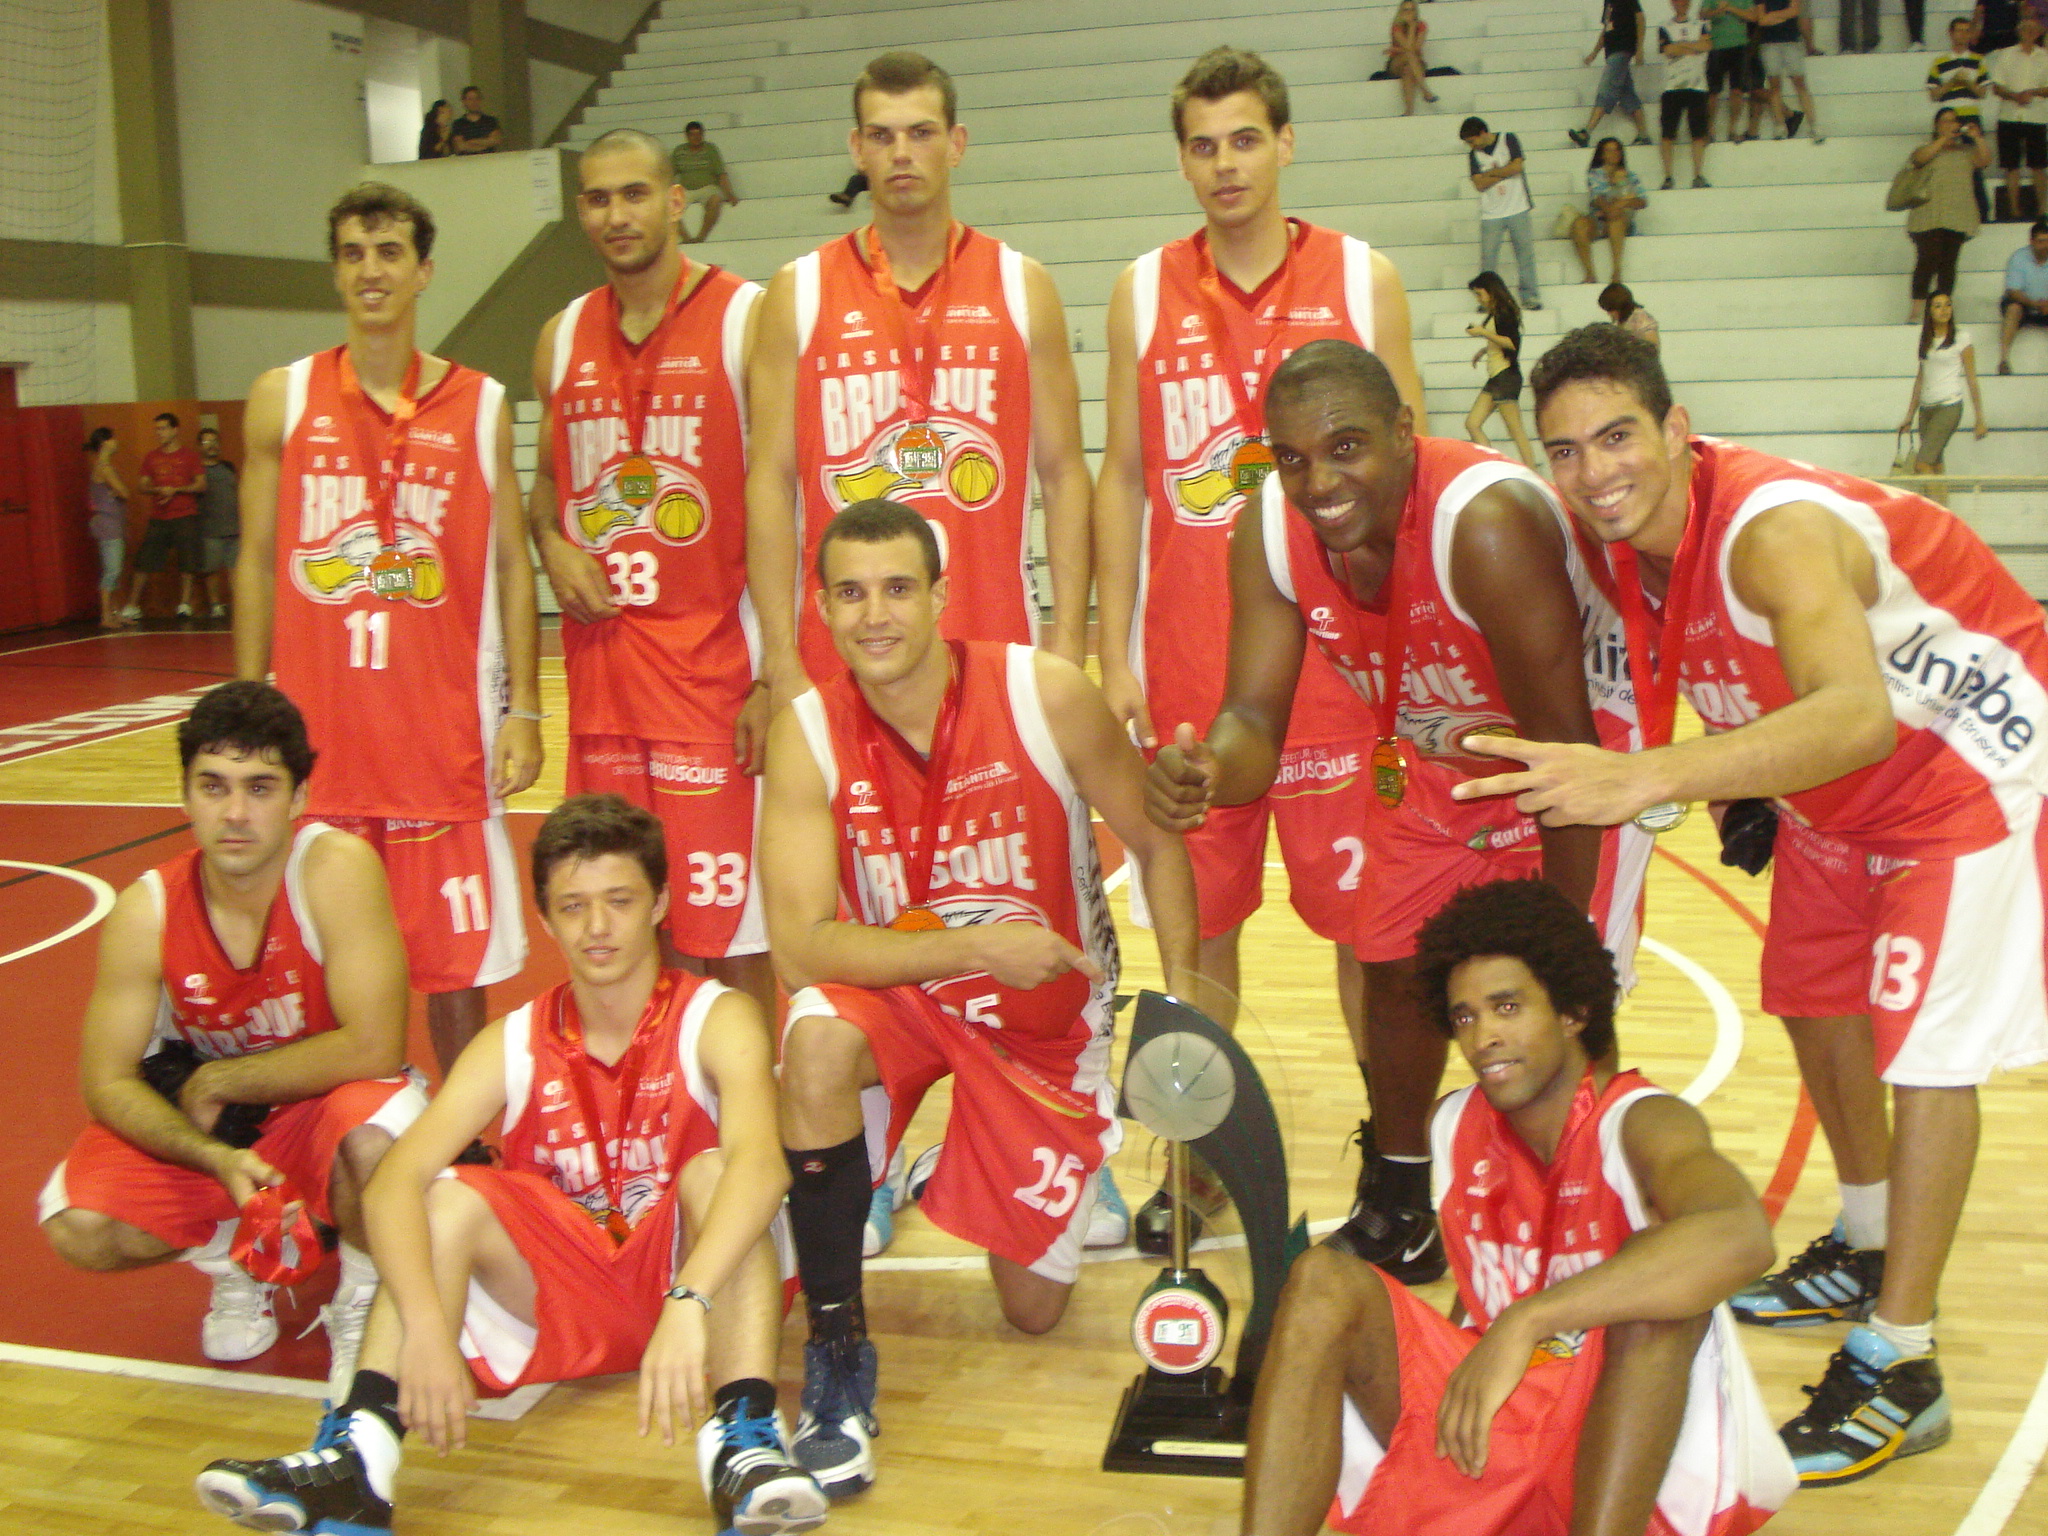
670 121 740 244
1703 0 1763 142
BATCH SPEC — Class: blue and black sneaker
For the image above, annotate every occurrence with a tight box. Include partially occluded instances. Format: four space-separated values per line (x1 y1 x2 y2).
195 1405 392 1533
793 1302 878 1499
697 1400 827 1535
1732 1222 1884 1328
1781 1324 1951 1486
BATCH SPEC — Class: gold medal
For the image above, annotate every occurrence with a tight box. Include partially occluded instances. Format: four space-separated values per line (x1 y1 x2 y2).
368 546 416 599
1228 437 1276 493
896 422 944 481
1371 737 1407 808
889 904 946 933
616 454 658 509
1634 801 1690 833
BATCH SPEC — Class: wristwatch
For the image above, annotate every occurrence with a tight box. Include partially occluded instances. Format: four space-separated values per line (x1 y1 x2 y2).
665 1283 713 1312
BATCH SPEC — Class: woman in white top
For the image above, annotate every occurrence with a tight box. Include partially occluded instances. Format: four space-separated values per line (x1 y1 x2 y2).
1898 290 1987 473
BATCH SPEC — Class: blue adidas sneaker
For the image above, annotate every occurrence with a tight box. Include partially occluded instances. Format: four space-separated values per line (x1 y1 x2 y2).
1780 1324 1951 1485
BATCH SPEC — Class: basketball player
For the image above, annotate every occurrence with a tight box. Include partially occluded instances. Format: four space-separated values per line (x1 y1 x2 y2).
38 680 424 1398
195 795 824 1536
1460 322 2048 1483
744 50 1094 691
1241 878 1794 1536
529 128 773 1015
234 182 542 1072
1148 340 1644 1281
1092 48 1428 1254
760 500 1199 1497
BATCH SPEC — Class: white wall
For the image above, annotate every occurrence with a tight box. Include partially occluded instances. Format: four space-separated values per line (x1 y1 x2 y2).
191 305 340 402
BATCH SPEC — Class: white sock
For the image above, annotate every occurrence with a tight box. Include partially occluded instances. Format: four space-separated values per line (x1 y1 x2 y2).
1838 1181 1889 1251
337 1241 378 1296
345 1407 403 1502
1868 1312 1935 1359
1382 1154 1429 1164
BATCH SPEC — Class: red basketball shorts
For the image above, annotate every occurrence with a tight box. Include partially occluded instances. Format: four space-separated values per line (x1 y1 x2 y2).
324 814 525 993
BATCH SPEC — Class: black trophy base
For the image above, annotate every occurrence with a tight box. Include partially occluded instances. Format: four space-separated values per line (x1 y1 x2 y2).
1101 1366 1249 1477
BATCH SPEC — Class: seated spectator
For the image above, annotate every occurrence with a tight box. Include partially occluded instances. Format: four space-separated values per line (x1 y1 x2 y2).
1905 109 1992 324
1756 0 1822 141
829 172 868 209
672 121 740 244
1900 292 1988 473
449 86 502 154
1658 0 1715 188
1704 0 1763 142
1573 137 1650 283
417 99 453 161
1998 217 2048 371
1990 16 2048 223
1570 0 1652 148
1599 281 1661 347
1380 0 1439 115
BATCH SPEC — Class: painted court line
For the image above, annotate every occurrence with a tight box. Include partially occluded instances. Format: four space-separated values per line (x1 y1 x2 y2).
1639 935 1744 1106
1955 1354 2048 1536
0 862 118 965
0 685 217 766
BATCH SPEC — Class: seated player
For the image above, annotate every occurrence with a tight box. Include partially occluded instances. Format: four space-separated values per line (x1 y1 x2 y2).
761 499 1200 1497
1240 878 1797 1536
195 794 824 1536
38 680 421 1395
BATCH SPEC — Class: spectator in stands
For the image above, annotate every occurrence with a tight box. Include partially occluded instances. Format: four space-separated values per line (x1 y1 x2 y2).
120 411 204 622
417 99 453 160
1600 281 1662 346
1840 0 1879 53
1464 272 1536 464
1990 16 2048 222
1462 117 1544 310
1900 291 1988 472
672 121 740 243
84 427 131 630
1659 0 1715 187
449 86 502 154
1704 0 1762 141
1571 0 1652 148
1997 218 2048 371
1905 108 1993 323
1757 0 1822 141
1975 0 2022 57
1382 0 1439 115
828 172 867 208
196 427 237 621
1572 137 1650 282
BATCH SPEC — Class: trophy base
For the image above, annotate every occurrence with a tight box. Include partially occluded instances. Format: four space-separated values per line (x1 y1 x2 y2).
1101 1366 1249 1477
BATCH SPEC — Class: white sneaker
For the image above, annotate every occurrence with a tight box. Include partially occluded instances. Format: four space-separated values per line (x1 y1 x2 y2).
201 1265 279 1362
118 604 142 621
862 1144 909 1259
175 603 194 617
1085 1165 1132 1249
312 1284 375 1402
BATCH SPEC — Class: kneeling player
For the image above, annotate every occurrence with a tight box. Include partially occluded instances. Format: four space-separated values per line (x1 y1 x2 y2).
196 795 824 1536
762 500 1200 1497
1241 879 1796 1536
39 680 421 1394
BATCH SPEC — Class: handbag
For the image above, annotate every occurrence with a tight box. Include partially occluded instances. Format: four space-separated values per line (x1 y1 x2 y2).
1551 202 1581 240
1892 426 1919 473
1887 155 1933 212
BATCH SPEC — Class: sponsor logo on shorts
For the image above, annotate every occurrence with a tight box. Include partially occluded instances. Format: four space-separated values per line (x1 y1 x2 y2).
1274 747 1361 791
650 757 730 791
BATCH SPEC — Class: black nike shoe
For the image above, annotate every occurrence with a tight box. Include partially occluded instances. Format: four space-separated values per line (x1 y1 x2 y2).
1133 1152 1226 1258
1321 1120 1446 1285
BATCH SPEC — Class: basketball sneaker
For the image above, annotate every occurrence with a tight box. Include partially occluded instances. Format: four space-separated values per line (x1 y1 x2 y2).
201 1263 279 1362
1321 1121 1445 1285
1779 1324 1951 1485
1133 1150 1228 1257
863 1144 908 1259
195 1405 393 1532
1731 1222 1884 1328
1085 1166 1131 1250
905 1142 942 1205
697 1401 828 1535
793 1303 878 1499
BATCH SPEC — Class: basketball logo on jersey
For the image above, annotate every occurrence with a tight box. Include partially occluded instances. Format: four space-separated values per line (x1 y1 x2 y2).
569 458 715 553
822 416 1006 515
1155 373 1262 528
291 522 449 607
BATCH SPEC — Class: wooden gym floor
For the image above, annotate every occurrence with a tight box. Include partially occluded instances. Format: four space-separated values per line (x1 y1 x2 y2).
3 622 2047 1535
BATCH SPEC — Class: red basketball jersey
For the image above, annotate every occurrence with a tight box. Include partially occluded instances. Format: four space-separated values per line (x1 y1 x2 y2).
496 970 724 1235
790 226 1037 678
789 641 1118 1050
1129 221 1376 743
548 267 762 742
145 823 340 1061
1621 438 2048 858
272 347 507 822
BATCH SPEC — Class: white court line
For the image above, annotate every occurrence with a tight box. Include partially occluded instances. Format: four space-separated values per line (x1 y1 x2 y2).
0 633 116 659
1639 935 1745 1106
1955 1356 2048 1536
0 861 117 965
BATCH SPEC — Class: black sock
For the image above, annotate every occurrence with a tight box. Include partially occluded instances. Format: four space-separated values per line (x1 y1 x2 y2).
342 1368 405 1441
713 1376 777 1421
784 1134 869 1314
1356 1060 1372 1095
1377 1153 1431 1211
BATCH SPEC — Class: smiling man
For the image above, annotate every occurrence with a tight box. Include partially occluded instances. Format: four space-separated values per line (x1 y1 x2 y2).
1460 322 2048 1484
1146 338 1647 1278
760 499 1198 1498
234 183 543 1073
1239 878 1793 1536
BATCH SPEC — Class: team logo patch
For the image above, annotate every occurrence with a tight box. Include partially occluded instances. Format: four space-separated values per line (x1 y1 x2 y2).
291 522 448 607
572 460 714 552
823 417 1006 514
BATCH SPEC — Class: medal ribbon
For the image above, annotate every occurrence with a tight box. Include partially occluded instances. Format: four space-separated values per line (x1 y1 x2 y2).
1189 221 1303 438
555 972 676 1243
605 258 702 460
1606 504 1704 751
1337 489 1423 745
851 640 967 917
860 222 963 423
336 346 421 550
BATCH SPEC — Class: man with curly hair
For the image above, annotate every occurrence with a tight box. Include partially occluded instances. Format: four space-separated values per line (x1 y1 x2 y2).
1238 878 1794 1536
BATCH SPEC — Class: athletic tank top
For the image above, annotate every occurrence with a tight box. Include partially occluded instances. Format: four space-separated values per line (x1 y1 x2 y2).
145 823 339 1060
496 971 724 1233
790 226 1037 679
790 641 1119 1050
1630 438 2048 857
548 267 762 741
1130 221 1376 743
273 347 506 822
